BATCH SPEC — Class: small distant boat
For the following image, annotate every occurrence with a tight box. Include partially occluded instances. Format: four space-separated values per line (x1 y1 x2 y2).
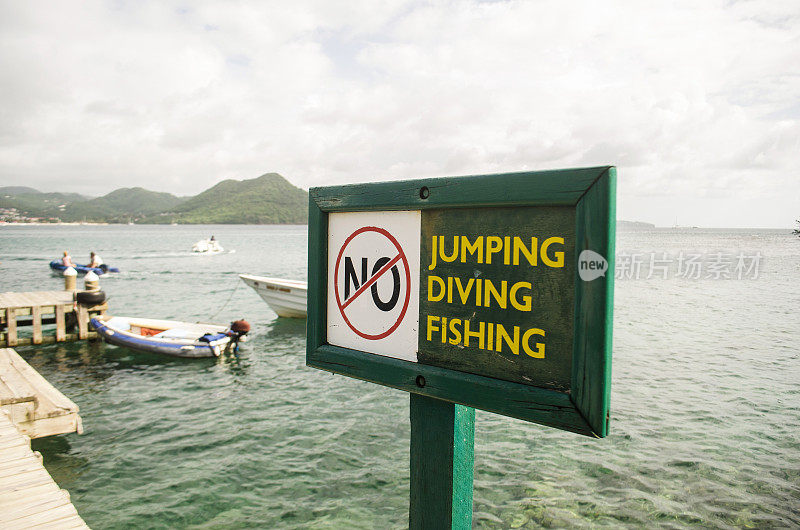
90 315 249 358
49 260 119 275
239 274 307 318
192 238 224 254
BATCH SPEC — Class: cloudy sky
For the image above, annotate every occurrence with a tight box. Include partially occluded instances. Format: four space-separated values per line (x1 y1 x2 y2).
0 1 797 227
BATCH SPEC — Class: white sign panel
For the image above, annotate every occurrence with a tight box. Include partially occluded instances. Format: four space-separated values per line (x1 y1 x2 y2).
327 210 421 362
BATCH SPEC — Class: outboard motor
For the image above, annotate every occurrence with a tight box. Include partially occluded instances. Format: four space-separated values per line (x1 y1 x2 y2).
227 319 250 352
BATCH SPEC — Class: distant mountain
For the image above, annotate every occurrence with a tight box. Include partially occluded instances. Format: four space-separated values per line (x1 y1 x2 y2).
0 186 41 195
617 220 656 230
2 172 308 224
164 173 308 224
60 187 186 222
0 190 91 219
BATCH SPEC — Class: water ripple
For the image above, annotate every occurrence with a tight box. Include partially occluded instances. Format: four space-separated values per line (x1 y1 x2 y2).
2 225 797 528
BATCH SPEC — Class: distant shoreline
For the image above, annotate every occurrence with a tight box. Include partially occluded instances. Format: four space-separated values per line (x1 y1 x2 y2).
0 222 109 226
0 222 309 227
0 222 791 231
0 172 309 226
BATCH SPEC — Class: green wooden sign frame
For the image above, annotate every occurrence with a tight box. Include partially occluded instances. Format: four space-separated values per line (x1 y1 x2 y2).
307 166 615 437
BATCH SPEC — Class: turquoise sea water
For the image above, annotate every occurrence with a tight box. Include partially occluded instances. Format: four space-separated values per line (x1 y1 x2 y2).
1 224 798 528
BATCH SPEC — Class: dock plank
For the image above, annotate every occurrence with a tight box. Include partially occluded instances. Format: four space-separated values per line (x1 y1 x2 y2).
0 349 82 438
0 455 43 476
4 502 86 529
0 413 88 528
0 481 62 506
0 291 74 308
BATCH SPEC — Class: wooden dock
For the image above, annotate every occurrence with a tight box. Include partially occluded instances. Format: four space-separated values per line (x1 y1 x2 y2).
0 348 83 439
0 348 88 528
0 291 107 348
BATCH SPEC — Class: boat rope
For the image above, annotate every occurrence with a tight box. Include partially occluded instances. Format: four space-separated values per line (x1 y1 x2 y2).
208 277 241 322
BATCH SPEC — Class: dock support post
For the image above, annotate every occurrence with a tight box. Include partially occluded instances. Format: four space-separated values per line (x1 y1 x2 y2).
6 308 17 347
55 305 66 342
409 393 475 530
77 306 88 340
31 306 42 345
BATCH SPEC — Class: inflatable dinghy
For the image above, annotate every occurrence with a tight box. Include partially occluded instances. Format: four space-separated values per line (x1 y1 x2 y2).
50 260 119 275
90 315 249 358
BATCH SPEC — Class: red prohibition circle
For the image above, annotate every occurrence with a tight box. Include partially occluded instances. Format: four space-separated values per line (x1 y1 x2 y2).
334 226 411 340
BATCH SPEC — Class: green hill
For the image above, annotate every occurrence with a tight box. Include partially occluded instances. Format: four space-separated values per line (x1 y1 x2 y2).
0 186 42 195
60 187 186 222
89 187 184 215
165 173 308 224
0 190 90 218
3 172 308 224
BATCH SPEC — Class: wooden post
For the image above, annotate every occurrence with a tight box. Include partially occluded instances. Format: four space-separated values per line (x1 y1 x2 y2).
55 305 66 342
31 306 42 345
6 308 17 347
409 393 475 530
77 305 88 340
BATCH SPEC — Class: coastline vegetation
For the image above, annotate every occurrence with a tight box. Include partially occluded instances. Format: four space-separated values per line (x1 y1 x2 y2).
0 173 308 224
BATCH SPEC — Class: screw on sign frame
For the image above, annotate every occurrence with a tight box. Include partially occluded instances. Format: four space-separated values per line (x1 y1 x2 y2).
333 226 412 340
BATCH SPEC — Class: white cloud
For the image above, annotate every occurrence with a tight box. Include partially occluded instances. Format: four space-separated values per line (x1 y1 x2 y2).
0 0 797 227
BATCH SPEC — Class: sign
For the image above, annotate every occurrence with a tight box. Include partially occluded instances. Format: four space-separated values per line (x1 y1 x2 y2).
308 166 616 437
419 206 575 392
327 211 420 361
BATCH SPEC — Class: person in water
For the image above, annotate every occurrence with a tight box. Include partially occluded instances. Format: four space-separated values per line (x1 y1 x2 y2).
89 251 103 268
61 250 75 267
210 235 216 241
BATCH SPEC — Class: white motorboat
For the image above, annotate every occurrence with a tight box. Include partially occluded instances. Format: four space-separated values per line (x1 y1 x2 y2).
239 274 307 318
192 238 224 254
